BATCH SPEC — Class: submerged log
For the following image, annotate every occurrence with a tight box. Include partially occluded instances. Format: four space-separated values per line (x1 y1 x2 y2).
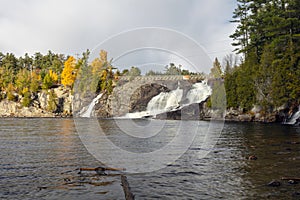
281 177 300 181
121 175 135 200
78 166 125 175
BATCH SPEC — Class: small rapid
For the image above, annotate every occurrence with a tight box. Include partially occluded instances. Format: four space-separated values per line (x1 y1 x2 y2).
80 93 103 117
284 106 300 125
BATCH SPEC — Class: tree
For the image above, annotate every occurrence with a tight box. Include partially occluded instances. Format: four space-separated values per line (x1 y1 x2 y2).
225 0 300 111
21 87 31 107
30 71 41 93
6 83 16 101
61 56 77 88
165 63 181 75
230 0 251 55
127 66 141 76
210 58 222 78
89 50 117 94
15 69 31 95
49 69 58 84
0 66 14 90
47 89 57 112
42 73 53 89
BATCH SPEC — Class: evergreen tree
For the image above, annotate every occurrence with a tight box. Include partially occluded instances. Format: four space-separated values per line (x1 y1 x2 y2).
226 0 300 111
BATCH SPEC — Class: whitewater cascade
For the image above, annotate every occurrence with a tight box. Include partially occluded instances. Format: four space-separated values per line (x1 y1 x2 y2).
80 93 103 117
285 106 300 125
125 82 212 118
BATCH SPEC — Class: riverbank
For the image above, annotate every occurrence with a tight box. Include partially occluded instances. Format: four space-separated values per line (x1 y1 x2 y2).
0 84 299 125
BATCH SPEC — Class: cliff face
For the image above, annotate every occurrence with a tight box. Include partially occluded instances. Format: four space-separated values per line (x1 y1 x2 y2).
94 83 170 118
0 86 73 117
93 80 199 118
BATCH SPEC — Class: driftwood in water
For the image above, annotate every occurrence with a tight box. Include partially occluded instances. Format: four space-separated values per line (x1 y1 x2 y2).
121 175 135 200
281 177 300 181
78 166 125 175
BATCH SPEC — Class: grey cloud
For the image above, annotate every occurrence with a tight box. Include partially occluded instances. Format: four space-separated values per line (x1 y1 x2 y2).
0 0 237 67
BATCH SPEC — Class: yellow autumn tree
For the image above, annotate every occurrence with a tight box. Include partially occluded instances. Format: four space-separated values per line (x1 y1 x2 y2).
61 56 77 87
49 69 58 83
91 50 107 75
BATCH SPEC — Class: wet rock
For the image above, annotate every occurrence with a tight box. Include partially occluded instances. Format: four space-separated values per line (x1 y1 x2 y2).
238 114 253 122
267 180 281 187
288 180 298 185
251 105 262 113
292 192 300 197
248 155 257 160
94 93 111 118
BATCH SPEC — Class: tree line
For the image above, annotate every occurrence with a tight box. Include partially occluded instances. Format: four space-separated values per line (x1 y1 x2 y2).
0 49 200 109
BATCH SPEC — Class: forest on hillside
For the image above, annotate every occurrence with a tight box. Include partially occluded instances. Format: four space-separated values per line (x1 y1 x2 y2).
225 0 300 111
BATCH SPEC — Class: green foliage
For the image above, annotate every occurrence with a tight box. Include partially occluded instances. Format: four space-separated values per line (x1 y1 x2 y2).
121 69 129 75
30 72 41 93
145 70 163 76
21 90 31 107
225 69 238 108
0 66 15 90
47 90 57 112
226 0 300 111
165 63 181 75
210 58 223 78
127 66 141 76
90 50 117 94
210 80 226 111
42 73 53 90
15 69 31 95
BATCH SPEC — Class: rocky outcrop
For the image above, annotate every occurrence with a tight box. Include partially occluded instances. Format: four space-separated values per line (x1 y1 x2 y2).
152 100 299 123
0 86 73 117
94 93 111 118
0 99 54 117
94 83 170 118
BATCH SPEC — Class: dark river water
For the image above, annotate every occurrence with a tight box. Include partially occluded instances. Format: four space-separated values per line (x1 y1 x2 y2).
1 118 300 200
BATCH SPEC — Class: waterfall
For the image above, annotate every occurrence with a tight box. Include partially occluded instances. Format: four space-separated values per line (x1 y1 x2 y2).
125 81 211 118
147 87 183 113
285 106 300 125
81 93 103 117
185 82 212 105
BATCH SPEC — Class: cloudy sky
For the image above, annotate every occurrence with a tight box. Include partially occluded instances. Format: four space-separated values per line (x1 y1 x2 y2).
0 0 237 72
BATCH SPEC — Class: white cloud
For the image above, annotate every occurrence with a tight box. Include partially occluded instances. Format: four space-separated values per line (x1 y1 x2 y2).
0 0 237 69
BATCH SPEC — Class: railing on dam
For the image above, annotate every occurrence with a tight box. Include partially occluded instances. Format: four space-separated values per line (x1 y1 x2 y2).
117 75 205 82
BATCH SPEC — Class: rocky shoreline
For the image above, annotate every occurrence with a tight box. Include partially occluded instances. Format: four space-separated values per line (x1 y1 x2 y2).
0 86 73 118
0 84 298 125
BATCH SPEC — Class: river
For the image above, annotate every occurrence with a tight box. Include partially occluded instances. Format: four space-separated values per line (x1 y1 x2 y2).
1 118 300 199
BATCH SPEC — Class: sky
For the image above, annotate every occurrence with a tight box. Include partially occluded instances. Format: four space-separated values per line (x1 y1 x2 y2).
0 0 238 73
